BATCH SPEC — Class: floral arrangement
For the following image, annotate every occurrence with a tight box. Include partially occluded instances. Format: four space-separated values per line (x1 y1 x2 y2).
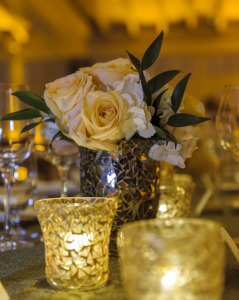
2 31 209 168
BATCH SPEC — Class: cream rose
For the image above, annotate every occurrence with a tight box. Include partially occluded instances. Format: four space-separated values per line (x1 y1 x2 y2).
65 90 129 151
44 70 95 125
80 58 135 90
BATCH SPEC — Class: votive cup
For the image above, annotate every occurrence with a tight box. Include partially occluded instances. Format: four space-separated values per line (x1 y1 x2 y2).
34 197 118 289
157 174 195 219
118 218 225 300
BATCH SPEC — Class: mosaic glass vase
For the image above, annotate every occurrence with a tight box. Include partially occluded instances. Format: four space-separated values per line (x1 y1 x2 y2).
79 140 160 256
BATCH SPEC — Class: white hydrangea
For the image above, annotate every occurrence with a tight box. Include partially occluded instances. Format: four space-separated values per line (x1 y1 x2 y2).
174 126 198 160
149 141 185 168
114 73 156 140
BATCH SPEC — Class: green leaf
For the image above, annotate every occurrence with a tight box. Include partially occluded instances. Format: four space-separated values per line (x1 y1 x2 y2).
152 88 168 110
141 31 164 70
20 117 55 134
51 131 63 142
95 149 104 162
43 117 56 123
126 50 141 74
163 128 178 144
21 118 55 133
140 72 152 105
153 125 167 140
58 135 74 143
49 131 62 149
130 133 142 139
20 122 42 134
49 131 74 149
1 108 42 120
12 91 51 115
171 73 191 113
167 113 210 127
148 70 181 94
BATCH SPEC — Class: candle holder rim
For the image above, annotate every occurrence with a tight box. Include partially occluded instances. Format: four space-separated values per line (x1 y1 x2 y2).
119 218 222 236
34 196 119 209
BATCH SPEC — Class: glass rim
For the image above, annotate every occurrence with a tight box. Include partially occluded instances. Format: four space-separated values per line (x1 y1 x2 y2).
120 218 221 234
34 196 119 208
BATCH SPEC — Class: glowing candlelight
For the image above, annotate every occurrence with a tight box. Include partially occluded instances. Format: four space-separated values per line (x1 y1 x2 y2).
35 197 118 290
161 270 179 288
118 219 225 300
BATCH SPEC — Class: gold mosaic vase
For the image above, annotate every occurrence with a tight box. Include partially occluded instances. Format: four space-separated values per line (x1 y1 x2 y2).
79 140 160 256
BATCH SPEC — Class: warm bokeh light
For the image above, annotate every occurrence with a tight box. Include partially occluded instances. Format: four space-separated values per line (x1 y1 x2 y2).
14 166 28 181
161 269 179 288
1 0 239 103
0 3 30 52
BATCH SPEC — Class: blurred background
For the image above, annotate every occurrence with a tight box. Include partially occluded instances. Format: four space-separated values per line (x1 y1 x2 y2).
1 0 239 99
1 0 239 212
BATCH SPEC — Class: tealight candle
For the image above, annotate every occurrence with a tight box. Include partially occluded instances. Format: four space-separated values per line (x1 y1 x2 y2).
34 197 117 289
157 174 195 219
118 219 225 300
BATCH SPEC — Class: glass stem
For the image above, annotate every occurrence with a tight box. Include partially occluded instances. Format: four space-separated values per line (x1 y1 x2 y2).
57 165 70 197
1 167 14 238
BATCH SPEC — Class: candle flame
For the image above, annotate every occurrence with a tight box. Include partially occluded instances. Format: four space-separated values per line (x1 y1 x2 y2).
161 270 178 288
158 204 167 213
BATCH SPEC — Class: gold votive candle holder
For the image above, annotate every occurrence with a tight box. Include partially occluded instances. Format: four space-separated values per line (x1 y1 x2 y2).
34 197 118 289
118 219 225 300
157 174 195 219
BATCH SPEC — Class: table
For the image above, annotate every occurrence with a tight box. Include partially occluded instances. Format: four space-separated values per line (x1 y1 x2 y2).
0 243 126 300
1 194 239 299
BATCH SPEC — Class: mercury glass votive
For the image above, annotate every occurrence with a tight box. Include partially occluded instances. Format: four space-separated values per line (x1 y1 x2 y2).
118 219 225 300
157 174 195 219
34 197 118 289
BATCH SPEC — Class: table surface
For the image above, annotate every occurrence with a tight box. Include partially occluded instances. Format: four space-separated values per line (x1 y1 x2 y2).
1 189 239 299
0 244 125 300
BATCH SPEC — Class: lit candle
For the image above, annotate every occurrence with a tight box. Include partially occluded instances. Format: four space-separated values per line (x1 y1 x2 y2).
35 197 118 289
118 219 225 300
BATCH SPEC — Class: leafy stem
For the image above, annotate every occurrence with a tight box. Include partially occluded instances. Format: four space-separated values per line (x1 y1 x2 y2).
126 31 210 133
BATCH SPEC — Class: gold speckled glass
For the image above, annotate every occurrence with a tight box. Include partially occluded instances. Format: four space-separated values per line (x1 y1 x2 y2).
157 184 192 219
157 171 195 220
34 197 118 289
118 219 225 300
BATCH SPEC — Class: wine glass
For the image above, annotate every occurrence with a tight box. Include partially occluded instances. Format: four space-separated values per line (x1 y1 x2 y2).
216 84 239 242
216 85 239 160
0 83 35 251
35 123 79 197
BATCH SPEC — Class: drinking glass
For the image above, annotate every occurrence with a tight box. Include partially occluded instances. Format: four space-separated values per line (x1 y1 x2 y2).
216 84 239 160
0 83 35 251
35 123 79 197
216 85 239 243
0 152 38 236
